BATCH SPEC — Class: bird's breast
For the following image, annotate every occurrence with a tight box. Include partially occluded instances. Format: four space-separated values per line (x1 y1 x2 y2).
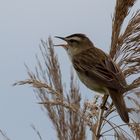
76 71 108 95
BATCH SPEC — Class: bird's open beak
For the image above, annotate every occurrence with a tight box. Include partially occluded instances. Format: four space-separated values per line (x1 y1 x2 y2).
55 36 66 41
54 36 68 49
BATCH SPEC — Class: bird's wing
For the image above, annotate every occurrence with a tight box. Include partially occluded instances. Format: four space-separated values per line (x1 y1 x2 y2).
72 48 126 90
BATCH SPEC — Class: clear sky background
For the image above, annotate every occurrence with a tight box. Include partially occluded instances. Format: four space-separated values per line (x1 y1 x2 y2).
0 0 140 140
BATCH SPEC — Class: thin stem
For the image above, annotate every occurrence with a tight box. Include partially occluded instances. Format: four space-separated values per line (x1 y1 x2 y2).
102 122 136 140
95 95 109 139
101 114 118 129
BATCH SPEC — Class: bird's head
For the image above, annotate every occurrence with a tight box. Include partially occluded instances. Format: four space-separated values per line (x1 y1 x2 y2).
54 33 93 56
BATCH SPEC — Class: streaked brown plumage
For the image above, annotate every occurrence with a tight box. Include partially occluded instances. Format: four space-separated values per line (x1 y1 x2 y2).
55 33 129 123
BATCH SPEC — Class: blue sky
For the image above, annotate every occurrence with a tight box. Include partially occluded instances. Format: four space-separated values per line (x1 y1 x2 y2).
0 0 140 139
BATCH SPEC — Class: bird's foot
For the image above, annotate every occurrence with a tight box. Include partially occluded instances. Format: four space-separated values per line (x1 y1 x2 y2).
100 104 108 110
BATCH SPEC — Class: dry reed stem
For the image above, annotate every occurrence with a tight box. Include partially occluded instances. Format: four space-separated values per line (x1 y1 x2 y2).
0 129 11 140
31 124 43 140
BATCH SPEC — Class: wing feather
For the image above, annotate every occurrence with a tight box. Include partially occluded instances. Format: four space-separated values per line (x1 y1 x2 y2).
72 48 126 91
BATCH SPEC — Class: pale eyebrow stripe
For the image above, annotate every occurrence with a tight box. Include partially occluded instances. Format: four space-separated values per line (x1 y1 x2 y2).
67 36 81 41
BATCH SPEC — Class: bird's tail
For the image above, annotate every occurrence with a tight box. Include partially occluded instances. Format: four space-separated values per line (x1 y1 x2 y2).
109 89 129 123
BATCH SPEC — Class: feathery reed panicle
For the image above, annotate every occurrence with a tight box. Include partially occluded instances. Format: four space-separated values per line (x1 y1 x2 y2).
110 9 140 93
110 0 137 58
110 6 140 119
117 10 140 78
37 39 86 140
14 38 87 140
109 0 140 138
129 122 140 139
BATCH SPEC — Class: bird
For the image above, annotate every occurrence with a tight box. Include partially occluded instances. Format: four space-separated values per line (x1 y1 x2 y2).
54 33 129 123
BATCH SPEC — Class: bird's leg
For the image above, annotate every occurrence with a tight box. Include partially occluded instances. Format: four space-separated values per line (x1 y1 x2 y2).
104 101 114 118
96 95 109 138
109 101 113 110
100 95 109 110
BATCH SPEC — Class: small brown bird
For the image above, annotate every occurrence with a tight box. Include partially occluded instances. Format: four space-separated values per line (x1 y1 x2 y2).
55 33 129 123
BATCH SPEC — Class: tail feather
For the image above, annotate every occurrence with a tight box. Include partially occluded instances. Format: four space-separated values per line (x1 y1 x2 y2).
109 89 129 123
